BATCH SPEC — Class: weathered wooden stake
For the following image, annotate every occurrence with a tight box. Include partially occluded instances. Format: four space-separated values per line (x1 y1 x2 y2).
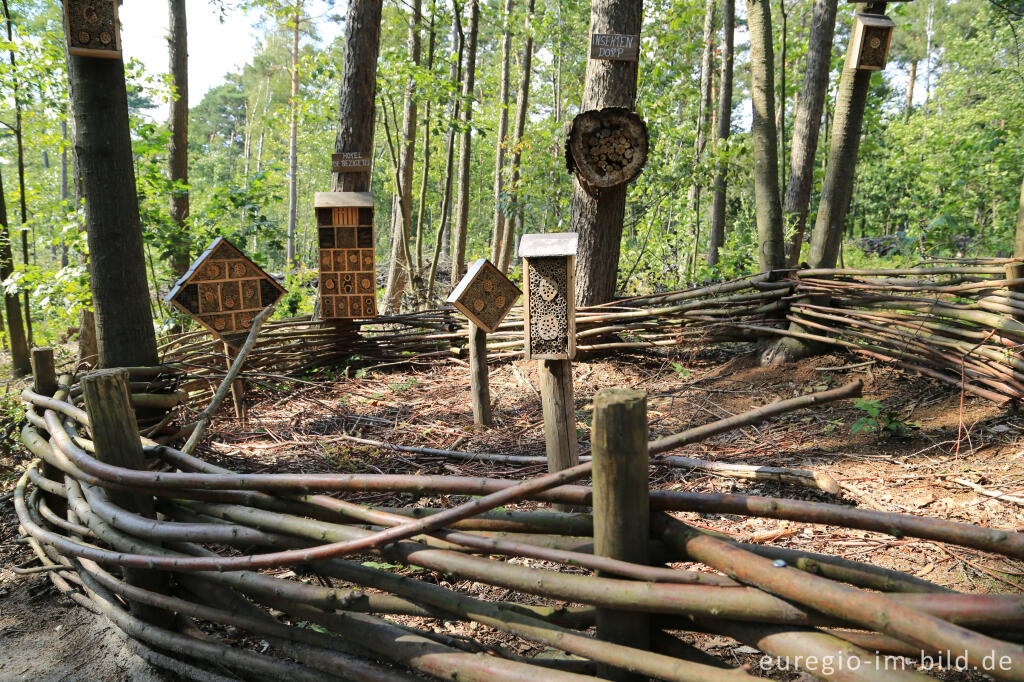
539 358 578 512
468 322 493 426
81 368 172 627
77 308 98 368
591 387 650 680
224 342 246 422
30 347 65 517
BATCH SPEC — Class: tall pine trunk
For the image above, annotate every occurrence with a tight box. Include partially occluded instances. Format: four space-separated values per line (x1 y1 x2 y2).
383 0 422 313
332 0 383 193
570 0 643 305
415 4 437 276
745 0 786 272
806 4 882 269
499 0 536 274
168 0 190 276
689 0 717 273
3 0 31 344
0 170 28 376
285 1 301 266
490 0 514 264
783 0 837 265
450 0 479 289
707 0 734 266
68 54 158 367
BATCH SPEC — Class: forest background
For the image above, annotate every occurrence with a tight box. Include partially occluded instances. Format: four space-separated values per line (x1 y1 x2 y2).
0 0 1021 351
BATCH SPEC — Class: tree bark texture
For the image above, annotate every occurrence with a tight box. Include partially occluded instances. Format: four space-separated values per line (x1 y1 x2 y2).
332 0 383 193
906 60 916 109
286 2 301 266
383 0 422 313
450 0 479 289
707 0 734 266
68 54 158 368
1014 175 1024 257
499 0 536 274
168 0 190 276
688 0 717 273
806 3 886 269
0 169 28 377
745 0 786 272
4 0 32 345
783 0 838 266
490 0 514 266
570 0 643 306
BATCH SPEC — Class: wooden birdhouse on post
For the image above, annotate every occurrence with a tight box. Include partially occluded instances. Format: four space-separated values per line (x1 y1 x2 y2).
315 192 377 320
63 0 122 59
447 259 522 426
846 13 896 71
520 233 578 361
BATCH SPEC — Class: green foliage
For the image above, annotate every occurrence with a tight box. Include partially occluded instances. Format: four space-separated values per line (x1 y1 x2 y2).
850 398 917 437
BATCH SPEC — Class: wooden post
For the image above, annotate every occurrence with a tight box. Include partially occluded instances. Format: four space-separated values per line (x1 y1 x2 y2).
539 358 578 512
468 322 493 426
81 368 173 627
77 308 98 368
1006 263 1024 324
30 347 65 518
591 387 649 680
224 342 246 422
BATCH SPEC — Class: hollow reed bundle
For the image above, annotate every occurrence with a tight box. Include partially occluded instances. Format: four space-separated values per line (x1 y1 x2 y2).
14 375 1024 681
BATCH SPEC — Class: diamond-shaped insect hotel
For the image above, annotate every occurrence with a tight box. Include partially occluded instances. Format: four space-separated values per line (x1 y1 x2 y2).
63 0 122 59
165 237 286 349
519 233 578 360
447 259 521 333
315 192 377 319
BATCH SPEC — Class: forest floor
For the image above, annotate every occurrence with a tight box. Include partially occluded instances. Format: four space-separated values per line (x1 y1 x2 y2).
1 343 1023 680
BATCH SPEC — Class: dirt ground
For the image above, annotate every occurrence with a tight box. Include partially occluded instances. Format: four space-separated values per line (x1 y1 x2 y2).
2 344 1022 679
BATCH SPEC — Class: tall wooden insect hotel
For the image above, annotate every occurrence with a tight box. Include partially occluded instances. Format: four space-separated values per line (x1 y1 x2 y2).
519 233 578 360
315 192 377 319
847 13 897 71
63 0 122 59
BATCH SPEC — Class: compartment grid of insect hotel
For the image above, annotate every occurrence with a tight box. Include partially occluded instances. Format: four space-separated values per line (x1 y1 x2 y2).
63 0 122 59
316 192 377 320
520 233 578 361
165 237 286 349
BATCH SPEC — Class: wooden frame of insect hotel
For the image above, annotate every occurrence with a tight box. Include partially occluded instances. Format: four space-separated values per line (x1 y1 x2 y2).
315 192 377 320
519 233 578 361
446 259 521 334
847 13 896 71
63 0 122 59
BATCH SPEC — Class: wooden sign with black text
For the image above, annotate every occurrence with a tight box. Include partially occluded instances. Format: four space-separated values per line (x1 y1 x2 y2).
332 152 372 174
589 33 639 62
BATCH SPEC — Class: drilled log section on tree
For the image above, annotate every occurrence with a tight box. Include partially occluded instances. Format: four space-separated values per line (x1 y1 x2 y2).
565 107 649 195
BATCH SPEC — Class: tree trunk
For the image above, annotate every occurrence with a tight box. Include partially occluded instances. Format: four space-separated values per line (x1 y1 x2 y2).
707 0 734 266
383 0 422 313
499 0 536 274
3 0 31 345
806 2 885 269
285 1 301 266
1014 175 1024 257
570 0 643 306
745 0 786 272
450 0 479 289
906 60 916 109
783 0 838 266
67 53 158 367
490 0 514 265
60 119 69 268
688 0 717 273
168 0 190 276
415 4 437 277
332 0 383 193
0 169 29 377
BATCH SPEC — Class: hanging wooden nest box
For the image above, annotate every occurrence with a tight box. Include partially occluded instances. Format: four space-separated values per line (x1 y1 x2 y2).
63 0 122 59
519 233 578 361
565 107 649 196
165 237 286 349
447 259 522 334
315 191 378 320
847 13 896 71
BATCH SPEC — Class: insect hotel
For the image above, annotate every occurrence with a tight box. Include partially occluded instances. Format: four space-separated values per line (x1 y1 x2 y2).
847 13 897 71
63 0 122 59
519 233 578 361
165 237 286 349
447 259 521 334
315 192 377 319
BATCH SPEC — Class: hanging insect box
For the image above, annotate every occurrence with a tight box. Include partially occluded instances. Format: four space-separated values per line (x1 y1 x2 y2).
846 13 896 71
315 191 377 319
447 259 522 334
64 0 122 59
518 233 578 361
